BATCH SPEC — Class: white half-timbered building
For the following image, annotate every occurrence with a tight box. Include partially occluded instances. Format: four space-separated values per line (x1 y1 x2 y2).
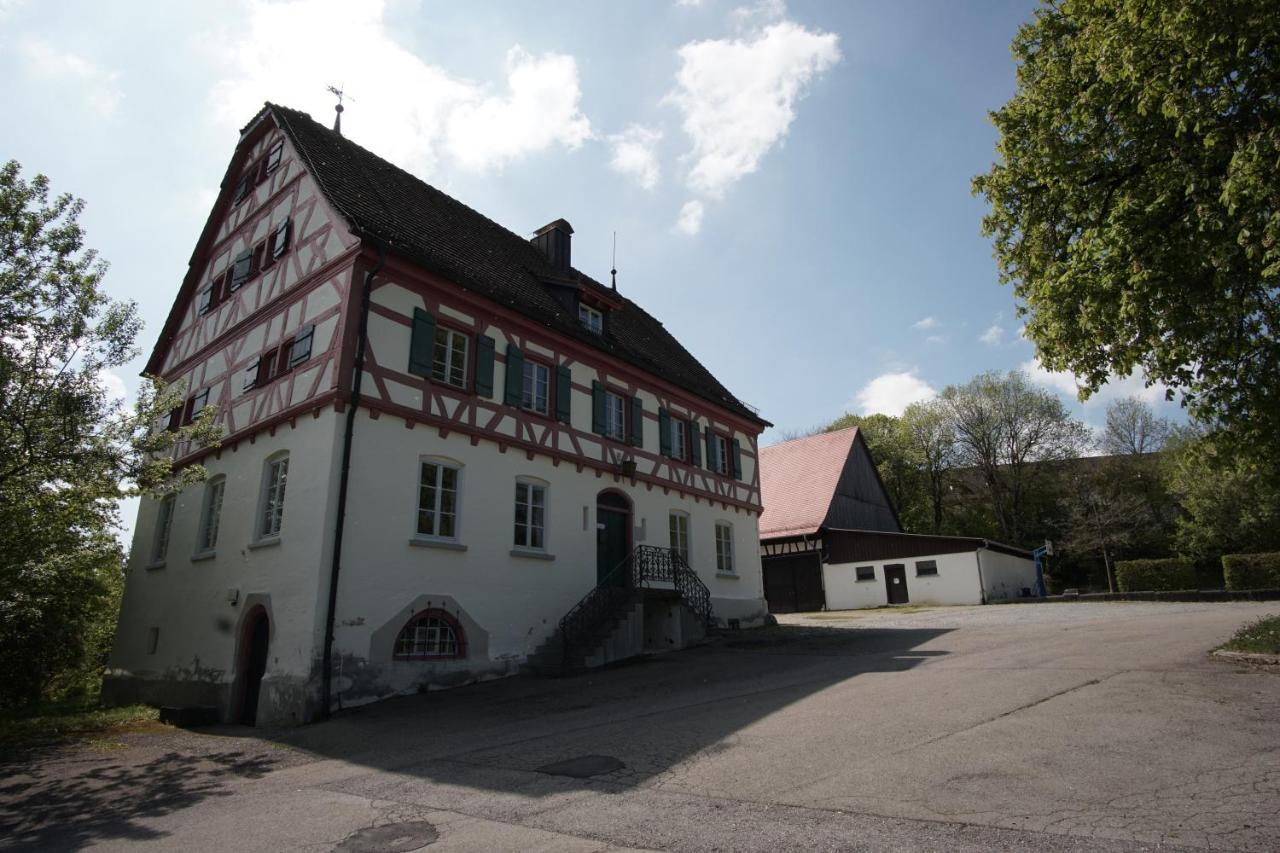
104 103 770 725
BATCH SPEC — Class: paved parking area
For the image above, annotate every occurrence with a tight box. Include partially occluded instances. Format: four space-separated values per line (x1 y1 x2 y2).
2 601 1278 852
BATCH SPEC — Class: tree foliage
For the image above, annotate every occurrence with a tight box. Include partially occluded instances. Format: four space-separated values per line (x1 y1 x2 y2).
0 161 217 707
938 370 1090 541
1102 396 1173 456
974 0 1280 456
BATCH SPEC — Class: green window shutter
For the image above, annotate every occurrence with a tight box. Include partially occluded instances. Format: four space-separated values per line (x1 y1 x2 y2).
706 430 718 473
409 308 435 377
503 343 524 406
630 396 643 447
690 421 702 467
555 365 572 422
474 335 495 397
732 438 743 479
658 408 671 457
591 381 606 434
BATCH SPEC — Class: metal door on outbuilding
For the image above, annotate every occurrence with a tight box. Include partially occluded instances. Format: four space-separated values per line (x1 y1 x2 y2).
763 551 826 613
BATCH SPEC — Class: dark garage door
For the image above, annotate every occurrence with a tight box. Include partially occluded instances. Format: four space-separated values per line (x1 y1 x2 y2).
763 552 825 613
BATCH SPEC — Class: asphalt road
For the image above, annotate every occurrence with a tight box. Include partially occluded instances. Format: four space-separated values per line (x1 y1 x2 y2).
2 601 1277 852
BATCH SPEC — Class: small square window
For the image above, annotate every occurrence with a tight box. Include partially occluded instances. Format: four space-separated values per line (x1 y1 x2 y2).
578 303 604 334
915 560 939 577
856 566 875 582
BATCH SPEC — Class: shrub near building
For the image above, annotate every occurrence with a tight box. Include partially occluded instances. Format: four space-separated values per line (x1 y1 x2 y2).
1114 558 1197 592
1222 553 1280 591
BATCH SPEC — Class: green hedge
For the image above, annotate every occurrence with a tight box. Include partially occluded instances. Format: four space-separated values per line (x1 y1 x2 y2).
1222 552 1280 591
1114 558 1198 592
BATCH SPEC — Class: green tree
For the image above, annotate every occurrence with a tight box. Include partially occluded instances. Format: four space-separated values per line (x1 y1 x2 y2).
974 0 1280 456
938 370 1089 543
0 160 217 707
1162 430 1280 559
1101 396 1173 457
900 400 955 534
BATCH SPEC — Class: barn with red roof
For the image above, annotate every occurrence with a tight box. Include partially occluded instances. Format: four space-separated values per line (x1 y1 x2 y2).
758 428 1040 612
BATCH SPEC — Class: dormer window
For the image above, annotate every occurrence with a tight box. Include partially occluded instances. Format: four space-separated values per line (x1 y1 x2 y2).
578 303 603 335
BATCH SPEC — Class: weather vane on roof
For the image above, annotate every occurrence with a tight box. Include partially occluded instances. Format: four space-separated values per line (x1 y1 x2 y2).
327 84 352 135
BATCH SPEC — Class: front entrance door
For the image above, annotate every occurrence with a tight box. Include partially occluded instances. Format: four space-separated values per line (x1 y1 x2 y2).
884 564 909 605
238 609 270 724
596 492 631 586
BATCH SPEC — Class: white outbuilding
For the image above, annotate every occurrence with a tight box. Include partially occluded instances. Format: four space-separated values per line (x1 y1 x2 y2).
758 429 1042 611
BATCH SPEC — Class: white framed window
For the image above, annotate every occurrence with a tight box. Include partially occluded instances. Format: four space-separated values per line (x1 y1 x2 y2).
669 418 687 460
257 453 289 540
669 511 690 563
715 433 732 475
521 360 550 415
578 303 603 334
514 479 547 550
417 459 460 539
604 391 626 441
714 521 735 574
151 494 176 564
432 326 469 388
196 476 225 553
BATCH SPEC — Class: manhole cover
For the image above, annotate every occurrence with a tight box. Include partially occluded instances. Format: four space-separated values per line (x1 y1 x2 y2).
536 754 625 778
335 820 438 852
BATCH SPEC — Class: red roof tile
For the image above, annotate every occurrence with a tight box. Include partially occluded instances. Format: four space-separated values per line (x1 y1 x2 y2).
758 428 859 538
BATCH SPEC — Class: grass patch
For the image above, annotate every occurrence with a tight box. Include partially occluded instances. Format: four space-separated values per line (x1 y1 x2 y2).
0 698 162 756
1220 614 1280 655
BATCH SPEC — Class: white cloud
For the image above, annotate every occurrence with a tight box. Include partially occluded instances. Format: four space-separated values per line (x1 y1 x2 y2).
1020 357 1170 406
18 39 122 117
666 18 840 199
676 0 706 6
912 316 939 331
853 371 937 417
730 0 787 29
607 125 663 190
208 0 591 177
97 369 128 403
445 47 593 173
676 199 705 235
979 323 1005 346
925 334 947 345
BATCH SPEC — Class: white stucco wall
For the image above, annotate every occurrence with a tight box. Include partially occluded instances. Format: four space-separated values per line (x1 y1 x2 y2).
978 548 1039 602
823 551 986 609
328 417 765 707
105 412 343 724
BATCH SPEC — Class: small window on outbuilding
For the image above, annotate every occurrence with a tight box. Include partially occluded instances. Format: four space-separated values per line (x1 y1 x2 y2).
856 566 875 582
393 610 466 659
915 560 939 577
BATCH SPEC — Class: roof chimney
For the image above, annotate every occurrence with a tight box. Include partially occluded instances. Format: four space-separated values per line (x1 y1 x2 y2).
532 219 573 272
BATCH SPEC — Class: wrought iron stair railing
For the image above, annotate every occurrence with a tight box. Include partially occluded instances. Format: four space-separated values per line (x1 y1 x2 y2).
557 545 715 669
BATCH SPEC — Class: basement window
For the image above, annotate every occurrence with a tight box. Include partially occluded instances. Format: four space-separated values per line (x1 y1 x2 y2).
915 560 939 577
856 566 875 582
394 610 466 659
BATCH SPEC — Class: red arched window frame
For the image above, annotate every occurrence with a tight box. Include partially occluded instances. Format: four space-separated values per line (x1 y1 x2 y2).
393 609 467 660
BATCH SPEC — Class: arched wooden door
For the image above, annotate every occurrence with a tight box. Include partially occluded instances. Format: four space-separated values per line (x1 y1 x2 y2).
596 491 632 587
236 607 270 725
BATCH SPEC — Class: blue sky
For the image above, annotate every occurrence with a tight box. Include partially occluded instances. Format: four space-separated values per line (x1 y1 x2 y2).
2 0 1183 536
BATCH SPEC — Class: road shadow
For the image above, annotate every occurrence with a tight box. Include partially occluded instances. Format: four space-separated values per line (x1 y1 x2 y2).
0 747 282 850
264 623 952 795
0 624 949 848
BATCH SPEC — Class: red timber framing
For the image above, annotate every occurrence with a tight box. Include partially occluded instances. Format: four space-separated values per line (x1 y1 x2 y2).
353 249 763 515
172 245 762 514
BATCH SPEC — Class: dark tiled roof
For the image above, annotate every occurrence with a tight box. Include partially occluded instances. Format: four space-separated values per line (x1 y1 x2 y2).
268 103 767 426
